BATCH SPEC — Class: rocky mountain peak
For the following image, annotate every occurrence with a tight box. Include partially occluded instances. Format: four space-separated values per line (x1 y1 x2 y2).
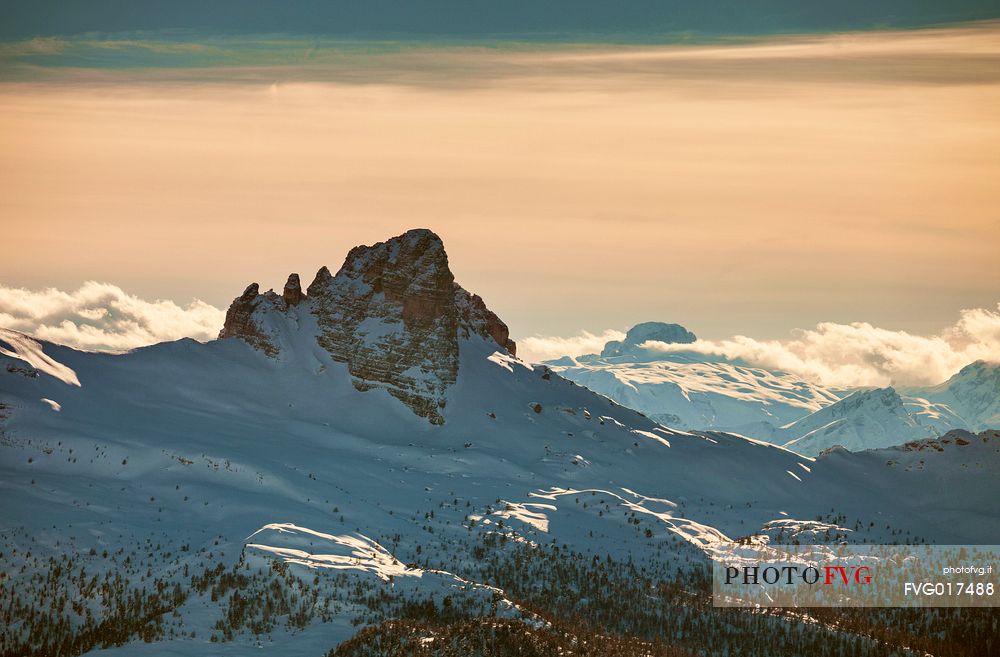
319 228 455 328
219 228 515 424
601 321 697 357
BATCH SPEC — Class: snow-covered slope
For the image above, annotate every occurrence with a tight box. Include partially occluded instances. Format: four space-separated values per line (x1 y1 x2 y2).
777 362 1000 456
905 360 1000 431
546 324 841 433
546 323 990 454
780 387 951 455
1 231 998 656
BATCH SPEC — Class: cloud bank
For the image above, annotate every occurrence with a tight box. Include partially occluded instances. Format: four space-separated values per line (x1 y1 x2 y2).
646 306 1000 388
520 305 1000 388
519 329 626 365
0 282 225 352
2 282 997 388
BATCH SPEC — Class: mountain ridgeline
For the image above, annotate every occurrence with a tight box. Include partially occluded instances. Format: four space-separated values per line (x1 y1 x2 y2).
547 322 998 455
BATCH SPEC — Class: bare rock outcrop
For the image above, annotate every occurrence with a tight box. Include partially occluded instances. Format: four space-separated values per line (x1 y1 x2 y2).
218 228 514 424
218 283 281 358
308 228 513 424
283 274 304 306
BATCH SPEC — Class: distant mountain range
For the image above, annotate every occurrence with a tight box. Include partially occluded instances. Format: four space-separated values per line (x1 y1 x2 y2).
546 322 999 455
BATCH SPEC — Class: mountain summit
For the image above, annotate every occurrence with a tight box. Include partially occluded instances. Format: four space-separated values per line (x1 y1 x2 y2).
907 360 1000 431
601 321 697 357
548 321 839 432
219 228 514 423
548 321 991 454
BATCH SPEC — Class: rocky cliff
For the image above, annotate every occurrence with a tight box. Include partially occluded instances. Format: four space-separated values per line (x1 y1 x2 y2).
218 229 515 424
218 283 284 358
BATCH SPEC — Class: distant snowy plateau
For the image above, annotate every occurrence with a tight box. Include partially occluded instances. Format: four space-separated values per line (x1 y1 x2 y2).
1 230 998 656
547 322 1000 456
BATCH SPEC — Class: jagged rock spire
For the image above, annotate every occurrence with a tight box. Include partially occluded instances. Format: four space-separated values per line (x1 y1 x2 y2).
283 273 303 306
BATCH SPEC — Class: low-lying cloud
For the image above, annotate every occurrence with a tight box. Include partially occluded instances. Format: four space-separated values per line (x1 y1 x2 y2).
2 283 997 388
519 329 626 365
520 305 1000 388
0 282 225 352
644 306 1000 388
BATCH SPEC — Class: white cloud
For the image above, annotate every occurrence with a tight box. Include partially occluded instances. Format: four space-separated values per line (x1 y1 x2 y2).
0 282 225 352
518 329 625 364
641 305 1000 388
3 282 997 389
516 305 1000 387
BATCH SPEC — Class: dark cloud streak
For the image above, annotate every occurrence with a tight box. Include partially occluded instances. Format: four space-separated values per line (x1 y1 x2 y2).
3 24 1000 89
3 0 1000 41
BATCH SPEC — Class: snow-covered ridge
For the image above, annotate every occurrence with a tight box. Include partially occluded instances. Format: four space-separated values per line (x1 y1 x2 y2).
0 327 81 387
546 323 841 433
905 360 1000 431
245 523 419 582
546 322 995 454
781 387 940 455
784 364 1000 455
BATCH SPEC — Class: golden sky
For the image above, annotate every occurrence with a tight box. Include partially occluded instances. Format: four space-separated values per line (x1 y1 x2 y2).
1 24 998 340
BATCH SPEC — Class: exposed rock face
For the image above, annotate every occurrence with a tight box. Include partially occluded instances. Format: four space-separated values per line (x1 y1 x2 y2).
456 291 516 357
218 283 281 358
899 429 1000 452
218 228 515 424
308 229 514 424
601 322 696 357
283 274 304 306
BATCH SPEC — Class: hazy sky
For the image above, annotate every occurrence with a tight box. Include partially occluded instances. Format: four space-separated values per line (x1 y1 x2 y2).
1 24 999 348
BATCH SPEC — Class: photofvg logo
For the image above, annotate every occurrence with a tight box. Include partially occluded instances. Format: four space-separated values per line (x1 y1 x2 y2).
712 544 1000 608
723 563 873 587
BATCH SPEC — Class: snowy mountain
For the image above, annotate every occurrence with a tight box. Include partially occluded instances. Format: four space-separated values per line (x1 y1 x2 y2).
598 321 697 358
771 369 998 456
1 230 999 656
546 323 993 455
546 323 842 433
780 387 953 455
905 360 1000 431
